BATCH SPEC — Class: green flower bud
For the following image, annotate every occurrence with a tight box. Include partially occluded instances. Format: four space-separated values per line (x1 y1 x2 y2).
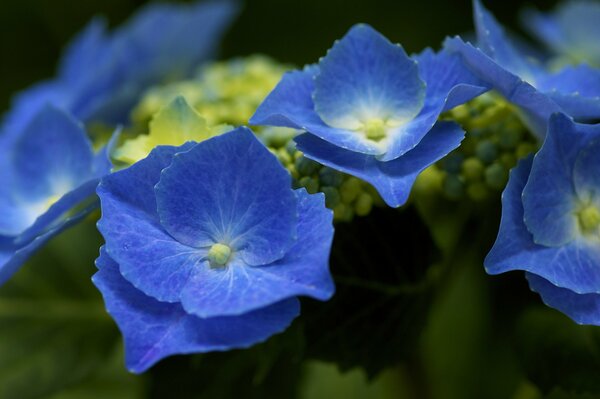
484 162 508 190
462 157 484 181
321 186 341 209
319 167 344 187
295 156 321 176
298 176 319 194
443 174 464 200
475 140 498 164
340 177 363 203
354 193 373 216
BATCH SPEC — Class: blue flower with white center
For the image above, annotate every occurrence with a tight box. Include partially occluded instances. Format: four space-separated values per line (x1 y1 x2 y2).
0 106 115 285
94 127 334 372
250 24 488 207
523 1 600 67
1 0 238 145
444 0 600 138
485 113 600 325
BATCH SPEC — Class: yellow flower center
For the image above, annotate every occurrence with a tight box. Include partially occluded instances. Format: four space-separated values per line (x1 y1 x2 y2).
207 243 232 267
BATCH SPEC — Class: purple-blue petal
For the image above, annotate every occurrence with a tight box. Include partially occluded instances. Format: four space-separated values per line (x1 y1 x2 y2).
295 121 465 208
155 128 297 266
527 273 600 326
93 249 299 374
179 188 334 318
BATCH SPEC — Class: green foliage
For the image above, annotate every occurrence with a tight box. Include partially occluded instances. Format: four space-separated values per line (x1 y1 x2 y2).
0 220 144 399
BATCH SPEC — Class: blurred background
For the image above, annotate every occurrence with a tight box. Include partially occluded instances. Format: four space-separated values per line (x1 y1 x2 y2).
0 0 558 111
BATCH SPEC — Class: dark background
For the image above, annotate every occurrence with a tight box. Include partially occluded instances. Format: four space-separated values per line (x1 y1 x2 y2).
0 0 557 112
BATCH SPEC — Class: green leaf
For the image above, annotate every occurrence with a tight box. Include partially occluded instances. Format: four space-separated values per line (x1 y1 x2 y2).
0 219 143 399
303 206 438 378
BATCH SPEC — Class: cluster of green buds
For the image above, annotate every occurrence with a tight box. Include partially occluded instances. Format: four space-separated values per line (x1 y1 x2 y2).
261 130 384 222
416 93 539 202
113 56 383 222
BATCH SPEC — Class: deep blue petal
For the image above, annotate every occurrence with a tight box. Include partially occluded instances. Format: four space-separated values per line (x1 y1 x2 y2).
527 273 600 325
313 24 424 135
522 114 585 247
473 0 540 80
93 249 299 374
485 156 600 294
295 121 465 207
97 143 198 303
444 36 562 138
414 48 489 112
535 65 600 120
155 128 297 266
179 188 334 318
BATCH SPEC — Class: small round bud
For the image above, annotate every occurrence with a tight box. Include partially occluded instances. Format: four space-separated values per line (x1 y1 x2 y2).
484 162 508 190
321 186 341 208
443 174 464 200
295 156 321 176
208 243 232 267
462 157 484 181
319 167 344 187
354 193 373 216
475 140 498 164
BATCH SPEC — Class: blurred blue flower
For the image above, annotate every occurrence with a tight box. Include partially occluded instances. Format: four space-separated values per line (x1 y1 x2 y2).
1 0 238 145
523 0 600 67
445 0 600 137
485 114 600 325
0 106 115 285
95 127 334 372
251 24 487 207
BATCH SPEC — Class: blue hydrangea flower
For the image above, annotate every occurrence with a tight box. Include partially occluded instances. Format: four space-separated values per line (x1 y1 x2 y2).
0 106 115 285
444 0 600 137
523 1 600 67
250 24 488 207
94 127 334 372
485 113 600 325
1 0 238 145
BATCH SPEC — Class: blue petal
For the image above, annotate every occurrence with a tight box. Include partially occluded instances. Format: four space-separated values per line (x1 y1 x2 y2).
573 132 600 202
0 202 95 285
97 143 198 303
295 121 465 207
155 127 297 266
521 7 567 57
535 65 600 121
444 36 562 138
380 49 488 162
527 273 600 325
10 106 95 199
71 1 239 123
485 156 600 294
473 0 540 80
93 249 299 374
250 67 384 155
0 81 70 147
522 114 583 247
179 188 334 318
414 48 489 112
313 24 424 136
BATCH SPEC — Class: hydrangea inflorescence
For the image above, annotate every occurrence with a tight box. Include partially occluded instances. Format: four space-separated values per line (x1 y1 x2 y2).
523 0 600 67
486 114 600 325
1 0 238 146
445 0 600 137
94 127 335 372
251 24 489 207
0 106 115 285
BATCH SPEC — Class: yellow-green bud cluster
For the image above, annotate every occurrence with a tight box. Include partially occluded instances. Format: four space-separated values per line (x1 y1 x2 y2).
268 137 383 222
429 93 539 202
131 55 291 130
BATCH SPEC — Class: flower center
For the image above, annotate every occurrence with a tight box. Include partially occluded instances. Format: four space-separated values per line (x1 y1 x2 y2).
577 204 600 234
207 243 232 267
361 118 387 141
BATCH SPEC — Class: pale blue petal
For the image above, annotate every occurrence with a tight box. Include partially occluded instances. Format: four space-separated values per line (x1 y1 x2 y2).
250 67 383 155
10 106 95 199
179 188 335 318
295 122 465 207
527 273 600 325
155 128 297 266
0 202 95 285
93 249 299 374
313 24 425 132
97 143 198 303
